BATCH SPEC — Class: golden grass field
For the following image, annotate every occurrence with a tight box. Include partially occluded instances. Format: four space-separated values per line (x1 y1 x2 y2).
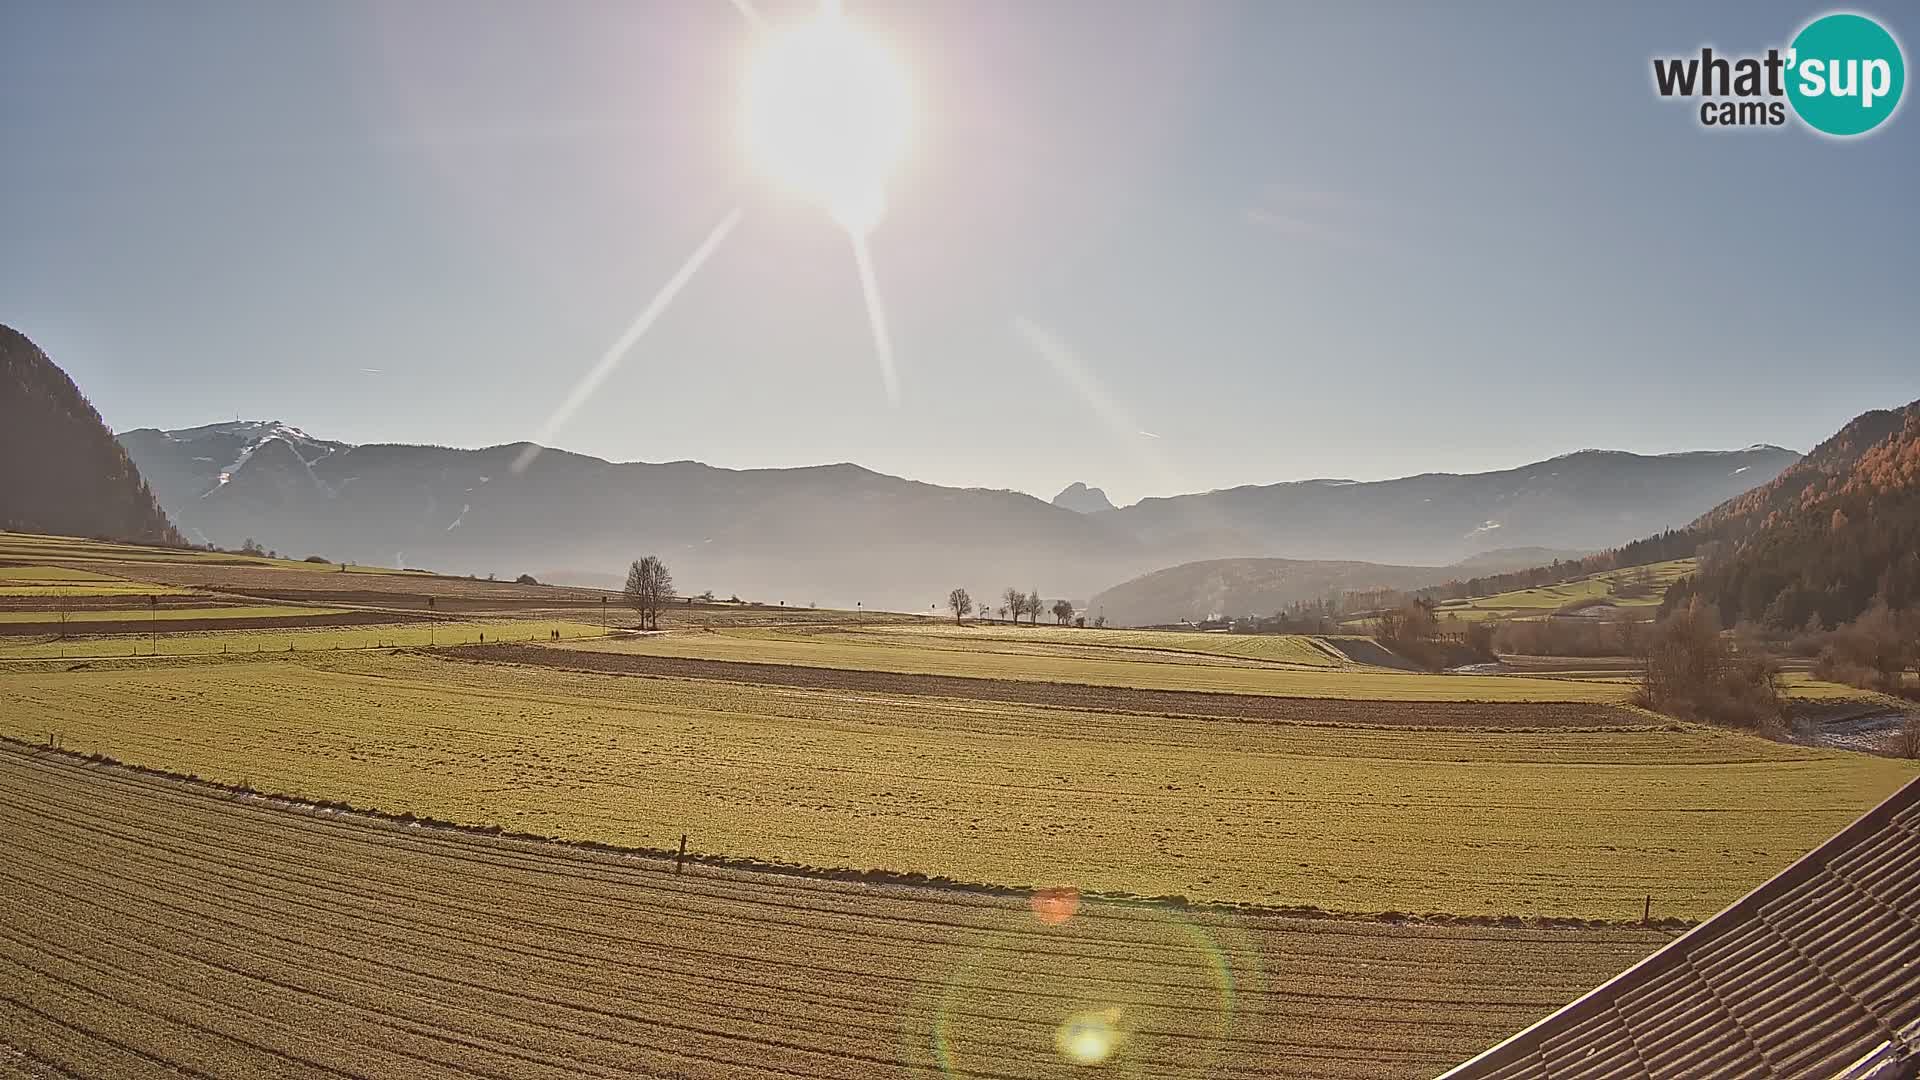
0 747 1671 1079
0 619 608 659
0 603 345 624
3 649 1909 920
4 530 1916 1078
1429 559 1697 622
876 623 1349 666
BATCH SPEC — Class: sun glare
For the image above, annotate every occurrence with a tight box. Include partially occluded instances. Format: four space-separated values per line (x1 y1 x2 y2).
742 4 914 233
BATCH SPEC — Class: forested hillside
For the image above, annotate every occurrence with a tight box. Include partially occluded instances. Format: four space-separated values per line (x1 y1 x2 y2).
0 325 179 545
1666 400 1920 628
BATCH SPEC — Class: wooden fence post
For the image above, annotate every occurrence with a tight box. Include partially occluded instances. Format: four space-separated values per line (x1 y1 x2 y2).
676 834 688 875
1644 895 1651 924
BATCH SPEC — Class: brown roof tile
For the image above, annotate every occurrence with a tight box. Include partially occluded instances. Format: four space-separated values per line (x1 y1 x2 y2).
1440 778 1920 1080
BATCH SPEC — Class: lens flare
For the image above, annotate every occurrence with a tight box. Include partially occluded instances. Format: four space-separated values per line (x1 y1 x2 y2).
513 206 743 473
919 906 1245 1077
849 228 900 405
1031 886 1080 926
1056 1009 1123 1066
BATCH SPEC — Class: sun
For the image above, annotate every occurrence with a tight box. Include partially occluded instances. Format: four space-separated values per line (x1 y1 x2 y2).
741 3 914 234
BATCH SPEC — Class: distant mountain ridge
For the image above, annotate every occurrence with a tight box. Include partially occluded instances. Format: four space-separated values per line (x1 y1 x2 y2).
1 325 178 545
117 421 349 518
117 419 1797 610
1104 445 1799 566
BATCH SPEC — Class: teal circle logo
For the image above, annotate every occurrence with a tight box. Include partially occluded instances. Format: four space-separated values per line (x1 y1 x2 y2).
1787 13 1905 136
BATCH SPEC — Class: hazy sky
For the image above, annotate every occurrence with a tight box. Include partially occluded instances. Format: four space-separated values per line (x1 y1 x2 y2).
4 0 1915 506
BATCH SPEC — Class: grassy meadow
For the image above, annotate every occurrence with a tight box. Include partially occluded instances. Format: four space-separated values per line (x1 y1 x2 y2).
3 650 1910 919
2 529 1909 926
1430 559 1697 622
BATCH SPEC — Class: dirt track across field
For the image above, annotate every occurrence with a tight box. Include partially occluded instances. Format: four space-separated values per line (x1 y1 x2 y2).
448 643 1650 729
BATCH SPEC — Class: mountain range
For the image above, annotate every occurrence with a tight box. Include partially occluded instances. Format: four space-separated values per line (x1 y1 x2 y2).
115 417 1796 613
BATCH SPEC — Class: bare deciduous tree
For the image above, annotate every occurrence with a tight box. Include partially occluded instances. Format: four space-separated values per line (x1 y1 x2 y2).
1895 715 1920 760
947 588 973 624
1002 587 1023 627
1635 598 1784 731
1025 589 1042 626
1051 599 1074 625
625 555 675 630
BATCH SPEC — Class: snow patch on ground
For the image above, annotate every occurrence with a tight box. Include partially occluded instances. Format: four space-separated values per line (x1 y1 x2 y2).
1811 711 1910 754
206 437 272 494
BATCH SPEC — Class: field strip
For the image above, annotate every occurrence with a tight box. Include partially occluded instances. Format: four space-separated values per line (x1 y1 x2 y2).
557 632 1635 702
448 644 1646 724
824 628 1340 671
3 653 1908 919
0 745 1668 1079
0 620 607 660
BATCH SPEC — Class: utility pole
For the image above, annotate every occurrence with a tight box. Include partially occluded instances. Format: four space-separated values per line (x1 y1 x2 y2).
149 594 158 654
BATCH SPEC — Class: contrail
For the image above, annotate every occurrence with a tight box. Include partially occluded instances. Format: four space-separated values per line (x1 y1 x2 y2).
727 0 766 30
513 206 745 474
1014 316 1183 494
850 229 900 406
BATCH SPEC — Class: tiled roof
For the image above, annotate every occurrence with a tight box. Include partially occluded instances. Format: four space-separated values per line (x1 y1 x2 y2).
1439 777 1920 1080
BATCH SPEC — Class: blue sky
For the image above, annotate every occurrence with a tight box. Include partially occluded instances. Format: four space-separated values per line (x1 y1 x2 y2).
3 0 1915 505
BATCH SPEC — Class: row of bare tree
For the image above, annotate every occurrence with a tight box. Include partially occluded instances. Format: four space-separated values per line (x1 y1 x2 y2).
946 587 1078 626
